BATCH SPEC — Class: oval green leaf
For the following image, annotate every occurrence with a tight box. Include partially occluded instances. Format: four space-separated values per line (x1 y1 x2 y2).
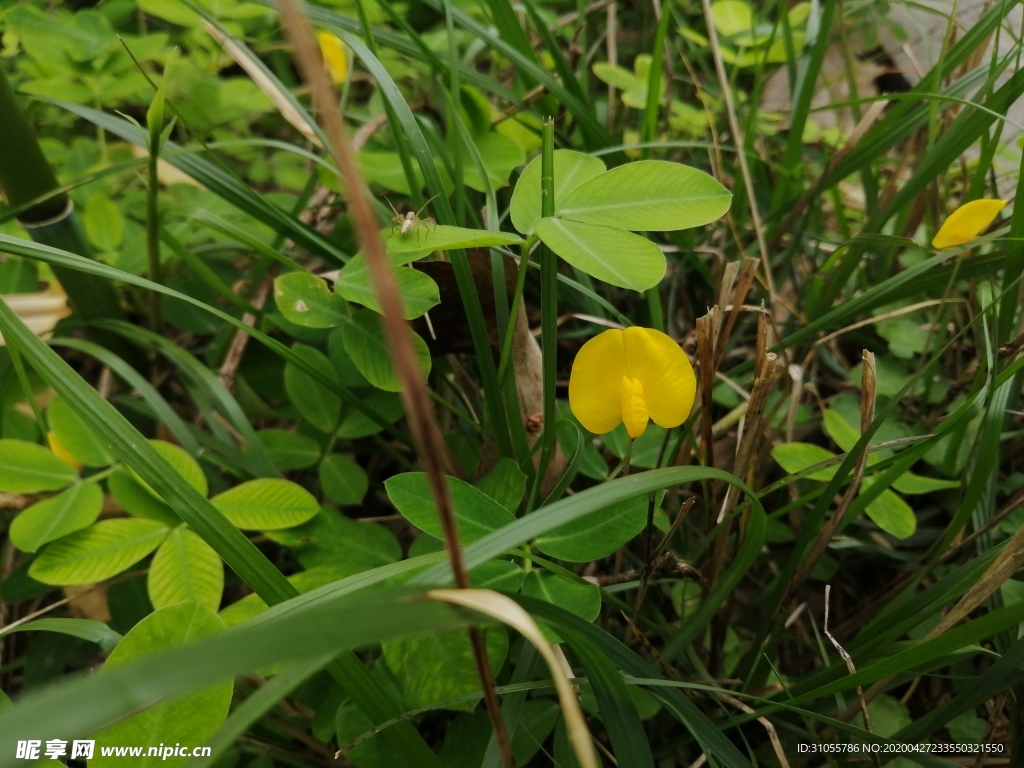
147 526 225 611
92 602 231 768
535 494 648 562
10 482 104 553
256 429 322 471
771 442 839 481
385 224 525 256
535 217 665 291
47 396 113 467
341 309 431 392
521 570 601 642
273 272 348 329
131 439 208 501
29 518 169 585
385 473 516 544
335 259 440 320
558 160 731 231
284 344 342 430
320 454 369 507
108 467 180 527
510 149 607 235
211 478 320 530
0 439 78 493
862 479 917 539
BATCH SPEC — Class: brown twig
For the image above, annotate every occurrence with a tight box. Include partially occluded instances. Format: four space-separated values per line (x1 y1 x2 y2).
273 3 513 765
217 266 278 393
785 351 876 605
824 584 880 768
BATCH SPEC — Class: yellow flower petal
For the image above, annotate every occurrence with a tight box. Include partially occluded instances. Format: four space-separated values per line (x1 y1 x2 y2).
620 377 649 439
317 31 348 85
569 326 697 438
932 198 1007 250
568 329 628 435
48 431 82 471
621 327 696 429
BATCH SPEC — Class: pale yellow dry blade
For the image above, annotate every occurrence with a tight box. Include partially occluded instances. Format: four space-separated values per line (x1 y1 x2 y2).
203 21 322 147
0 289 70 347
427 588 599 768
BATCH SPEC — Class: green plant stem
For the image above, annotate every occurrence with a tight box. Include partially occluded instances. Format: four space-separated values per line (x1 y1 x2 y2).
147 141 162 333
529 120 558 510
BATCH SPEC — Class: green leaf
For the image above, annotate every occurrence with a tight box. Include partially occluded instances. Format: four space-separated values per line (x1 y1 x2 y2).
462 132 525 193
335 259 440 320
0 581 474 765
535 217 665 291
510 149 607 235
862 479 916 539
469 560 524 592
211 478 320 530
131 440 209 502
147 527 225 611
108 468 180 527
284 344 343 430
592 63 643 91
521 570 600 642
47 396 114 467
557 160 731 231
474 458 527 513
710 0 757 43
385 224 525 256
535 494 648 562
0 439 78 493
320 454 369 506
0 617 122 654
91 602 231 768
341 309 432 392
337 391 405 438
890 472 961 495
771 442 840 481
383 626 507 711
256 429 322 471
10 482 104 553
83 192 125 252
29 519 170 586
385 473 516 544
274 272 349 329
266 508 401 571
822 408 862 454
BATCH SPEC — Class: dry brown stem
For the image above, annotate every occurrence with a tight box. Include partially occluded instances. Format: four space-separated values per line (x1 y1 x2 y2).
273 2 511 763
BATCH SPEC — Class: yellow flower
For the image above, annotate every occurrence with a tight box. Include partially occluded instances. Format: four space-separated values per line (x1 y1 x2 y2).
47 431 82 471
932 198 1007 250
568 327 696 439
317 31 348 85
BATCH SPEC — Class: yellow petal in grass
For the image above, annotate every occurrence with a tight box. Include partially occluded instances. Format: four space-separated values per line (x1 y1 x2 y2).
47 431 82 472
569 326 696 440
932 198 1008 250
317 31 348 85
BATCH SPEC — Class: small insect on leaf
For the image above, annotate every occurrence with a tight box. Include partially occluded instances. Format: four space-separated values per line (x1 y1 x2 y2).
932 198 1008 250
384 195 439 244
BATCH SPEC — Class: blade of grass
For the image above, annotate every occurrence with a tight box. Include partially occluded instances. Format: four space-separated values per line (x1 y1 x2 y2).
45 100 349 265
0 287 438 768
0 585 474 758
561 625 655 768
0 232 411 446
275 4 512 763
336 28 514 456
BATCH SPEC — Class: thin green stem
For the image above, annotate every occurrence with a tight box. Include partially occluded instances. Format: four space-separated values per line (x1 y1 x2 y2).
528 120 558 511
